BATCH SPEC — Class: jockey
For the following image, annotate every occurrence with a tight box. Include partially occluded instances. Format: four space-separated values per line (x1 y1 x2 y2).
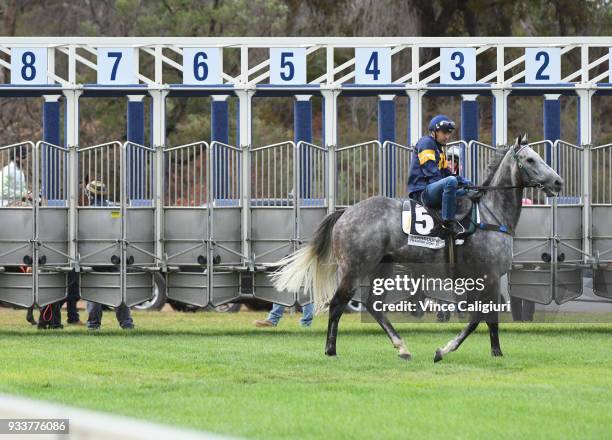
408 115 471 235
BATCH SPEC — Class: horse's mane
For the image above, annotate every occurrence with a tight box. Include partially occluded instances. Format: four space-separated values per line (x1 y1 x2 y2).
480 145 512 186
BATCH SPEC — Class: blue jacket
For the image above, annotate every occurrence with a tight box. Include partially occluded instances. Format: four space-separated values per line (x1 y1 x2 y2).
407 135 468 197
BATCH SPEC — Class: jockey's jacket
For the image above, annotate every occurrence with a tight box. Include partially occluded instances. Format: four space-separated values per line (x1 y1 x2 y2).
407 135 469 198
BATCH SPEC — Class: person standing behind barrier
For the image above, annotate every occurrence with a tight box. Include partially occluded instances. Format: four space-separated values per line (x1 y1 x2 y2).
254 302 314 328
1 147 30 206
84 181 134 330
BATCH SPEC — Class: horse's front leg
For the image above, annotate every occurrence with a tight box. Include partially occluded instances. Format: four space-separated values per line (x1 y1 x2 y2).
434 314 480 363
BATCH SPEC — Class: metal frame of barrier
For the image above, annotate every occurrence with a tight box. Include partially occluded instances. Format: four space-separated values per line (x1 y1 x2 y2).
335 140 382 209
0 141 72 307
77 141 157 308
1 136 608 308
591 142 612 299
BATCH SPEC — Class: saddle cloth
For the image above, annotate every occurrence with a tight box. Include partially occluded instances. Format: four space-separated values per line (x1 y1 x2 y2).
401 198 480 249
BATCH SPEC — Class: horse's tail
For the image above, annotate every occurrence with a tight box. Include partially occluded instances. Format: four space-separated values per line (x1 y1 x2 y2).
270 210 343 314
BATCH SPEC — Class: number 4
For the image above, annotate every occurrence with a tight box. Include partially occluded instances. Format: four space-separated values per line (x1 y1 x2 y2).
365 52 380 80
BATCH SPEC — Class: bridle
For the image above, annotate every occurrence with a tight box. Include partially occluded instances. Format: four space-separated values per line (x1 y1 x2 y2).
465 143 544 192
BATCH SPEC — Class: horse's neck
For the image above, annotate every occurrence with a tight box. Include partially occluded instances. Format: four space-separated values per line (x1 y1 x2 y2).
479 152 523 231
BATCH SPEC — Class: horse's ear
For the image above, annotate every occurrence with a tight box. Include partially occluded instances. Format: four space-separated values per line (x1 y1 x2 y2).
513 136 521 147
521 133 528 145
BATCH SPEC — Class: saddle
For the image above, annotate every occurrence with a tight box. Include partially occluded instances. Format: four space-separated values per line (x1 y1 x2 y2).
401 196 480 250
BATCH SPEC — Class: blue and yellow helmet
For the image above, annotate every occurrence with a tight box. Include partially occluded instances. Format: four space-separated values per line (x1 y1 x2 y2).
428 115 456 132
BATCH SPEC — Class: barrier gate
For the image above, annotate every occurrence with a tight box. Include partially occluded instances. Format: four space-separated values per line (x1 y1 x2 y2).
77 141 156 308
592 142 612 300
0 141 70 307
0 138 609 309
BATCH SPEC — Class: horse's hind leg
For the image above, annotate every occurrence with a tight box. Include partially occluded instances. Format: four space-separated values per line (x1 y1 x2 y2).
365 265 412 360
486 313 503 357
434 313 481 363
325 275 355 357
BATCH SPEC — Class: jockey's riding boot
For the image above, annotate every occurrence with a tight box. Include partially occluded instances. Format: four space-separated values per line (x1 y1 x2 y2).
441 219 463 237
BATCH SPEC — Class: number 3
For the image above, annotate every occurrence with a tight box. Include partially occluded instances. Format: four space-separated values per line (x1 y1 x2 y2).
450 51 465 81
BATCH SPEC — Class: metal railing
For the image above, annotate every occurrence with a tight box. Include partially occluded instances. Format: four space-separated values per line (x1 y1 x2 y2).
335 140 381 208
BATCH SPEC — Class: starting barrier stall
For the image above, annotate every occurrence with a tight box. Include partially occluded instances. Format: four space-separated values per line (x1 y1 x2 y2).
0 141 70 307
77 141 156 308
1 38 612 311
592 143 612 299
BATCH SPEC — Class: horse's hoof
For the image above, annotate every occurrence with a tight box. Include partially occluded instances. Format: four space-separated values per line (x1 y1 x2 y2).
398 352 412 361
325 349 336 357
433 348 443 363
491 348 504 357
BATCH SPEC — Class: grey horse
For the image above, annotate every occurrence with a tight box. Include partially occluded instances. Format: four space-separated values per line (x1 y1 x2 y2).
271 135 563 362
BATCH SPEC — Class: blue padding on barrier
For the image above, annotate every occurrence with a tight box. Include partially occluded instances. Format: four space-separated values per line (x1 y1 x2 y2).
47 199 67 207
557 196 581 205
257 84 320 89
170 84 233 88
511 82 575 88
299 198 326 207
214 199 240 207
0 84 62 88
342 84 403 88
251 198 293 207
130 199 153 207
428 83 491 88
82 84 148 88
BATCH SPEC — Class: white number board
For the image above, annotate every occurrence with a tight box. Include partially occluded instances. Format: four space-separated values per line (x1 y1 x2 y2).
440 48 476 84
10 47 48 85
183 48 222 85
525 48 560 84
97 48 137 85
609 48 612 83
355 48 391 84
269 48 306 85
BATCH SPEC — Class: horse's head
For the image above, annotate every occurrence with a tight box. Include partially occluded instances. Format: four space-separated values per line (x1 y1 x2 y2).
510 133 563 197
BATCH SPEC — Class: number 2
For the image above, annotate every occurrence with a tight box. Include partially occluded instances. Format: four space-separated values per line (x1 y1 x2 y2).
450 51 465 81
107 51 122 81
535 51 550 80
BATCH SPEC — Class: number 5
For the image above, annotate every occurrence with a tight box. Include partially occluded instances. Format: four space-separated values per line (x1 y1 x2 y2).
415 205 434 235
280 52 294 81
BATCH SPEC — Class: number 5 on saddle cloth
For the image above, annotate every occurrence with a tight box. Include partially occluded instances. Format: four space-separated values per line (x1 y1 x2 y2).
401 198 481 249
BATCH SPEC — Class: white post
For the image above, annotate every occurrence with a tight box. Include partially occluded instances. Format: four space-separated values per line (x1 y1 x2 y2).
407 90 422 146
236 89 252 267
64 89 82 269
577 89 593 263
150 89 168 271
322 89 338 214
492 89 508 147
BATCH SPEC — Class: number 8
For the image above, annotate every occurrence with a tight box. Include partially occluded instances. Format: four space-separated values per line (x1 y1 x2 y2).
21 51 36 81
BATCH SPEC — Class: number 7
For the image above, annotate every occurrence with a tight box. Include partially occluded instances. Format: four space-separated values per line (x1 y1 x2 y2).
108 52 122 81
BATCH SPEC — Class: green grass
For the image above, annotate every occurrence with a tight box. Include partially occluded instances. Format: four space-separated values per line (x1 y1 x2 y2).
0 309 611 439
